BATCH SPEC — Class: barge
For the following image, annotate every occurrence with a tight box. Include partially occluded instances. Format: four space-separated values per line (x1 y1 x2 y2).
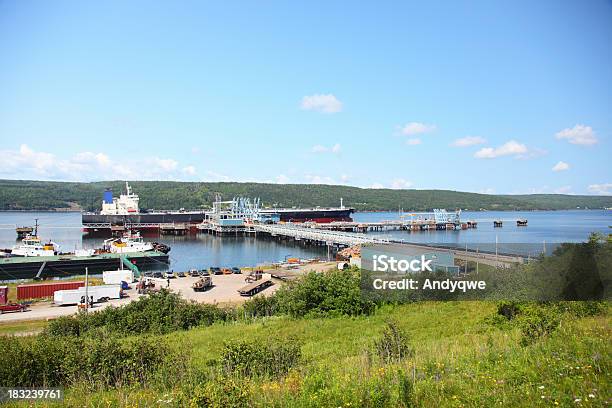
0 251 169 280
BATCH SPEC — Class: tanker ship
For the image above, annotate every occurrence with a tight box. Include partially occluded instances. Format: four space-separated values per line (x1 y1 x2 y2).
82 183 354 234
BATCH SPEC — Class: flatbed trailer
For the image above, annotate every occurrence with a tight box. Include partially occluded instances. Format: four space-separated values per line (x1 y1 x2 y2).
238 279 273 297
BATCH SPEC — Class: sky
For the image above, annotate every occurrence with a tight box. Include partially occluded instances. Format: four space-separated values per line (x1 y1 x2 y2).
0 0 610 195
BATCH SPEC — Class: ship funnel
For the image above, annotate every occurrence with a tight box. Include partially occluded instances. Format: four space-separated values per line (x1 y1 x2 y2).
103 188 113 204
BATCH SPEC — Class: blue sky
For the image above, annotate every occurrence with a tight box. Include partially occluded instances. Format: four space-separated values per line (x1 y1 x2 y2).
0 1 610 195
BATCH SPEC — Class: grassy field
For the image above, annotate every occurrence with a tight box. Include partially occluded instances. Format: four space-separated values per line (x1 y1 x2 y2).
9 300 607 407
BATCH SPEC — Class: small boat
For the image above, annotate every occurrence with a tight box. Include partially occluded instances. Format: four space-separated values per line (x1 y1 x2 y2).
103 231 155 254
516 219 528 227
11 235 60 257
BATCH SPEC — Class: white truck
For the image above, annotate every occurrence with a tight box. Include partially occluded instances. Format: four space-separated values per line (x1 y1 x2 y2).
53 285 122 306
102 269 134 285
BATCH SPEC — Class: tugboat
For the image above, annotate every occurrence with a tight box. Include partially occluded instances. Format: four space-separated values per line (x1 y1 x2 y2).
10 220 60 257
11 235 60 257
103 230 171 254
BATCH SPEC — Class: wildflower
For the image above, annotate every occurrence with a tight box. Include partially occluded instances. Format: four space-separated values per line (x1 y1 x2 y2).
588 394 595 398
574 398 582 403
538 385 545 389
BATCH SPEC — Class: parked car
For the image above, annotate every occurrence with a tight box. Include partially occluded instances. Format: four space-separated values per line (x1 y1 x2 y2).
153 271 163 279
222 268 232 275
189 269 200 277
163 271 175 279
199 269 210 276
209 267 222 275
0 303 29 314
231 267 242 274
176 271 186 278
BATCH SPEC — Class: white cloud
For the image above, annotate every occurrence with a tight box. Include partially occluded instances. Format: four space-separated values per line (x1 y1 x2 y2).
554 186 573 194
275 174 290 184
401 122 436 136
587 183 612 195
182 166 197 176
369 183 385 189
555 124 597 145
0 144 200 181
311 143 341 154
478 188 496 194
300 94 343 113
304 174 335 184
474 140 528 159
406 138 422 145
552 161 570 172
451 136 486 147
153 158 178 172
390 179 413 189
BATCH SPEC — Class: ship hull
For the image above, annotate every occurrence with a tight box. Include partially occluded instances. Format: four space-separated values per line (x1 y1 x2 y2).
260 208 354 223
0 252 169 280
82 208 355 232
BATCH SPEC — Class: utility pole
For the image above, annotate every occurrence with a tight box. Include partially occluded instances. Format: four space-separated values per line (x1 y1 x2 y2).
84 267 89 312
495 234 499 268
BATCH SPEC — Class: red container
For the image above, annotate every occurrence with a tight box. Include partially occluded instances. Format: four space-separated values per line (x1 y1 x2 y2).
0 286 7 304
17 281 84 300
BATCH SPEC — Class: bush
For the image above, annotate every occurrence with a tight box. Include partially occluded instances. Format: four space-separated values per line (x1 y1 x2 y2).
189 377 250 408
496 301 523 320
553 301 608 317
0 333 181 389
274 269 376 318
374 321 414 364
45 289 235 337
219 339 301 378
242 294 279 318
518 304 561 346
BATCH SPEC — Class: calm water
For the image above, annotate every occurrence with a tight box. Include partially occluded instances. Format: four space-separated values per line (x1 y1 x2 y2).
0 210 610 271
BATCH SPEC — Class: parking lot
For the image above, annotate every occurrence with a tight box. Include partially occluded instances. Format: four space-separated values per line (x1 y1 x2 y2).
0 262 336 323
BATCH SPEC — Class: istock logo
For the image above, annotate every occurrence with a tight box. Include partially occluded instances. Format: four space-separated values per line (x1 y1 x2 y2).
372 254 433 273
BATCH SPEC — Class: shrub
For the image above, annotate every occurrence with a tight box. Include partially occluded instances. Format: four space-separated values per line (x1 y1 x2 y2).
553 301 608 317
518 304 561 346
45 289 235 337
0 333 180 389
274 269 375 318
189 377 250 408
373 321 414 364
219 339 301 378
496 301 523 320
242 294 279 318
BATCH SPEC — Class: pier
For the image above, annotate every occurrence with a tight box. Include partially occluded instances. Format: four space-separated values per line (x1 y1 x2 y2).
252 223 524 267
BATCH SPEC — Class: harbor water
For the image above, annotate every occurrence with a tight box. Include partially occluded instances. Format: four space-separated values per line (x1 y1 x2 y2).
0 210 610 273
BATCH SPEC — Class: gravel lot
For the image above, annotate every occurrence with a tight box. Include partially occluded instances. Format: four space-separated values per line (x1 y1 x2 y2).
0 262 336 323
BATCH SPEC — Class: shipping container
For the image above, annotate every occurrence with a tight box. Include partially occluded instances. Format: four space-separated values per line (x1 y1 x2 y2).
17 281 85 300
53 285 122 306
0 286 7 304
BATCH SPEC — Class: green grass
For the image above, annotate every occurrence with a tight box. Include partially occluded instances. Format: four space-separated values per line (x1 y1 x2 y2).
15 301 607 407
0 319 48 336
